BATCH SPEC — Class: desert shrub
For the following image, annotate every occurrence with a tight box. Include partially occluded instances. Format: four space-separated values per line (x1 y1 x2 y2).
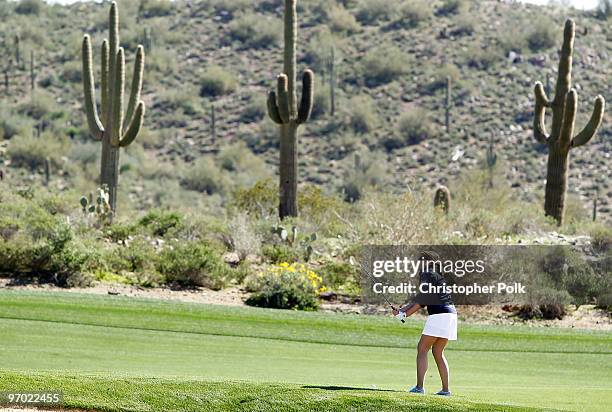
527 19 557 51
327 6 361 34
157 241 231 289
303 28 338 72
139 0 173 17
452 12 476 36
228 13 281 49
383 108 433 150
233 179 277 217
245 263 323 310
15 0 43 15
60 61 82 83
262 244 301 264
347 95 379 133
437 0 468 16
7 133 68 170
356 0 398 24
0 193 90 286
319 260 358 291
426 64 461 93
598 0 612 19
517 288 572 320
217 141 271 187
156 87 201 116
240 94 266 123
393 1 432 29
103 237 159 276
311 83 331 120
464 45 499 70
361 46 409 87
339 150 387 202
138 209 184 237
18 92 56 120
181 157 226 194
590 225 612 252
0 111 32 139
199 66 236 97
542 247 602 306
227 212 261 260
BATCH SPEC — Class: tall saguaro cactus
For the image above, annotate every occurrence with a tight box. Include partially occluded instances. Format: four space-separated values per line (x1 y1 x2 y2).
266 0 314 219
533 19 605 225
81 1 145 214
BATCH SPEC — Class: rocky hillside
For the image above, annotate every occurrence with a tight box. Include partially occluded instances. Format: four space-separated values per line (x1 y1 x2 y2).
0 0 609 220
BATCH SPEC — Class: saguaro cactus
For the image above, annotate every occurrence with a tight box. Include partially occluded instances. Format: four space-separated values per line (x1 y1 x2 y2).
327 46 336 117
14 34 20 68
30 50 36 92
434 186 451 214
81 1 145 214
211 104 216 143
533 19 605 225
266 0 314 219
445 76 452 133
485 135 497 188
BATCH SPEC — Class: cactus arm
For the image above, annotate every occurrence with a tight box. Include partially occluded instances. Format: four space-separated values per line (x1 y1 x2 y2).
101 40 109 123
572 95 605 147
559 90 577 148
267 90 283 124
284 0 297 116
533 83 550 144
107 1 119 127
276 74 290 123
82 35 104 140
119 101 144 147
110 48 125 147
554 19 574 107
124 45 145 134
297 69 314 124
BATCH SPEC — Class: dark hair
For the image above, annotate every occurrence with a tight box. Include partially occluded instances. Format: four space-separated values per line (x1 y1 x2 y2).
419 250 440 262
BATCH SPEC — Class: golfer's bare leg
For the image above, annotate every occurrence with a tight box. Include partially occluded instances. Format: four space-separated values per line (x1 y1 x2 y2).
432 338 450 392
416 335 436 389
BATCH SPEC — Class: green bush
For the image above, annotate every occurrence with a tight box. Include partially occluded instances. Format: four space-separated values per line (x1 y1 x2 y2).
327 6 361 34
181 157 226 195
7 133 68 170
139 0 173 17
383 108 433 150
361 46 409 87
138 209 184 237
319 261 358 291
0 193 90 286
394 1 432 29
590 225 611 252
157 241 231 289
103 237 158 276
262 244 301 264
437 0 468 16
200 66 237 97
245 263 322 310
527 19 557 52
598 0 612 19
18 92 56 120
15 0 43 15
0 111 32 139
228 13 281 49
356 0 397 24
347 95 379 133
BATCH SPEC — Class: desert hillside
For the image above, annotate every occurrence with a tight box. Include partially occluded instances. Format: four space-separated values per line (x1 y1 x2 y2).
0 0 609 219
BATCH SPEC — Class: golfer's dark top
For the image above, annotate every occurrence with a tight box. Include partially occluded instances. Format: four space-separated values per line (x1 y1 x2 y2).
415 271 457 315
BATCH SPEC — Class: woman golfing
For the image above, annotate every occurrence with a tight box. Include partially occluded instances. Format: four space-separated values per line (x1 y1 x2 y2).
392 251 457 396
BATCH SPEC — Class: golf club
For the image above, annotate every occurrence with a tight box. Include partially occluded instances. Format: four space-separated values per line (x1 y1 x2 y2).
349 256 405 323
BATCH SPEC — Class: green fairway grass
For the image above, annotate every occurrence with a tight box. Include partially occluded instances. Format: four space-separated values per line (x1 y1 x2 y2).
0 290 610 411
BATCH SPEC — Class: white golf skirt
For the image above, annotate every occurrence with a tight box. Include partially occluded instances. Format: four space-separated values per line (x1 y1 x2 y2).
423 313 458 340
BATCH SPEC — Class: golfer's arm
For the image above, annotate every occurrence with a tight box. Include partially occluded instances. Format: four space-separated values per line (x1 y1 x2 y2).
399 303 421 317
